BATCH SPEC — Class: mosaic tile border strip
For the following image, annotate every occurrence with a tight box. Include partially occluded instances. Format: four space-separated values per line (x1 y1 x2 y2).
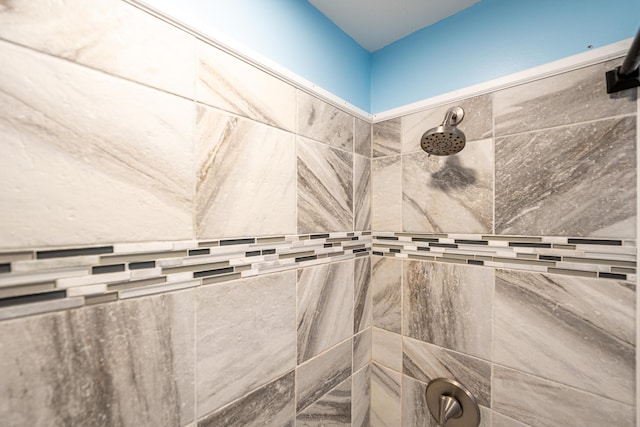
372 232 637 282
0 232 372 321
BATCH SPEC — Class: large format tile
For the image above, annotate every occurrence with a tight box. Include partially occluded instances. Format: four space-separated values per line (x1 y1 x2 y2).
354 256 372 333
495 116 636 237
493 366 635 427
494 270 635 404
353 328 372 372
403 261 493 359
403 138 494 233
196 106 296 238
402 95 492 153
297 260 354 363
0 0 196 97
198 371 295 427
402 375 491 427
371 364 401 427
297 137 353 233
0 290 195 427
373 118 401 157
354 154 372 231
371 256 402 333
372 155 402 230
372 328 402 372
296 339 352 413
298 91 354 151
355 118 372 157
403 337 491 407
196 272 296 417
197 42 296 131
492 412 531 427
352 366 371 427
0 41 194 249
297 377 351 426
494 60 637 136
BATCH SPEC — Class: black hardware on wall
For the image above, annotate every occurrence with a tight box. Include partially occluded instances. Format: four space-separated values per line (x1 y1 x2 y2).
606 27 640 94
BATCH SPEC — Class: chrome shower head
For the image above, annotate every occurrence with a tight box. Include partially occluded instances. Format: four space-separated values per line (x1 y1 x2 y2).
420 106 466 156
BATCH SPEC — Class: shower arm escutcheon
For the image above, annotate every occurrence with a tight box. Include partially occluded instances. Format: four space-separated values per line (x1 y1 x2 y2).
426 378 480 427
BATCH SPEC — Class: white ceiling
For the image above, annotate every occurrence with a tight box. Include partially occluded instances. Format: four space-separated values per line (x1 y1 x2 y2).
308 0 481 52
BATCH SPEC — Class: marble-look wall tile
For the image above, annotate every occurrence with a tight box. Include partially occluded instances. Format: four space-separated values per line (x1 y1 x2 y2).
196 105 296 239
0 41 194 250
0 0 196 98
196 272 296 418
353 328 372 372
297 137 354 233
352 366 371 427
0 290 195 427
494 60 637 136
372 155 402 231
494 269 635 404
371 363 402 427
373 118 401 157
297 339 352 413
403 138 494 233
371 256 402 333
298 91 354 151
372 327 402 372
297 377 351 426
403 337 491 407
197 42 296 131
493 366 635 427
354 256 372 333
403 261 493 359
354 154 372 231
402 375 491 427
402 95 493 153
492 412 532 427
197 371 295 427
297 260 354 363
495 116 636 237
355 118 372 157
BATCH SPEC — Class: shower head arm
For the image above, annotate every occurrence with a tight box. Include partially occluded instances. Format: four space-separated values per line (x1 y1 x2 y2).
441 106 465 126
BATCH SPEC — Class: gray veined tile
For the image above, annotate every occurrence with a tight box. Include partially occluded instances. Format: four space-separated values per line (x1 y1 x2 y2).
402 138 494 233
495 116 636 237
353 328 372 372
297 91 354 151
354 256 372 333
402 375 491 427
373 118 401 157
197 371 295 427
401 94 493 153
0 0 196 97
372 155 402 231
297 137 353 234
371 364 401 427
494 59 637 136
196 271 296 418
0 290 195 427
372 328 402 372
494 269 635 405
297 260 354 364
403 260 493 360
493 366 635 427
402 337 491 407
296 339 352 413
296 376 351 427
355 118 372 157
197 41 296 131
492 412 531 427
354 154 372 232
196 105 297 239
352 366 371 427
0 40 194 249
371 256 402 334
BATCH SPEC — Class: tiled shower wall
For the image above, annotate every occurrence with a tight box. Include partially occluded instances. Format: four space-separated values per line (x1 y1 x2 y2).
370 59 638 426
0 1 372 426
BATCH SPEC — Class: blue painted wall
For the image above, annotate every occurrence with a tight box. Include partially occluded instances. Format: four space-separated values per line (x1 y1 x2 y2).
371 0 640 112
142 0 371 111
